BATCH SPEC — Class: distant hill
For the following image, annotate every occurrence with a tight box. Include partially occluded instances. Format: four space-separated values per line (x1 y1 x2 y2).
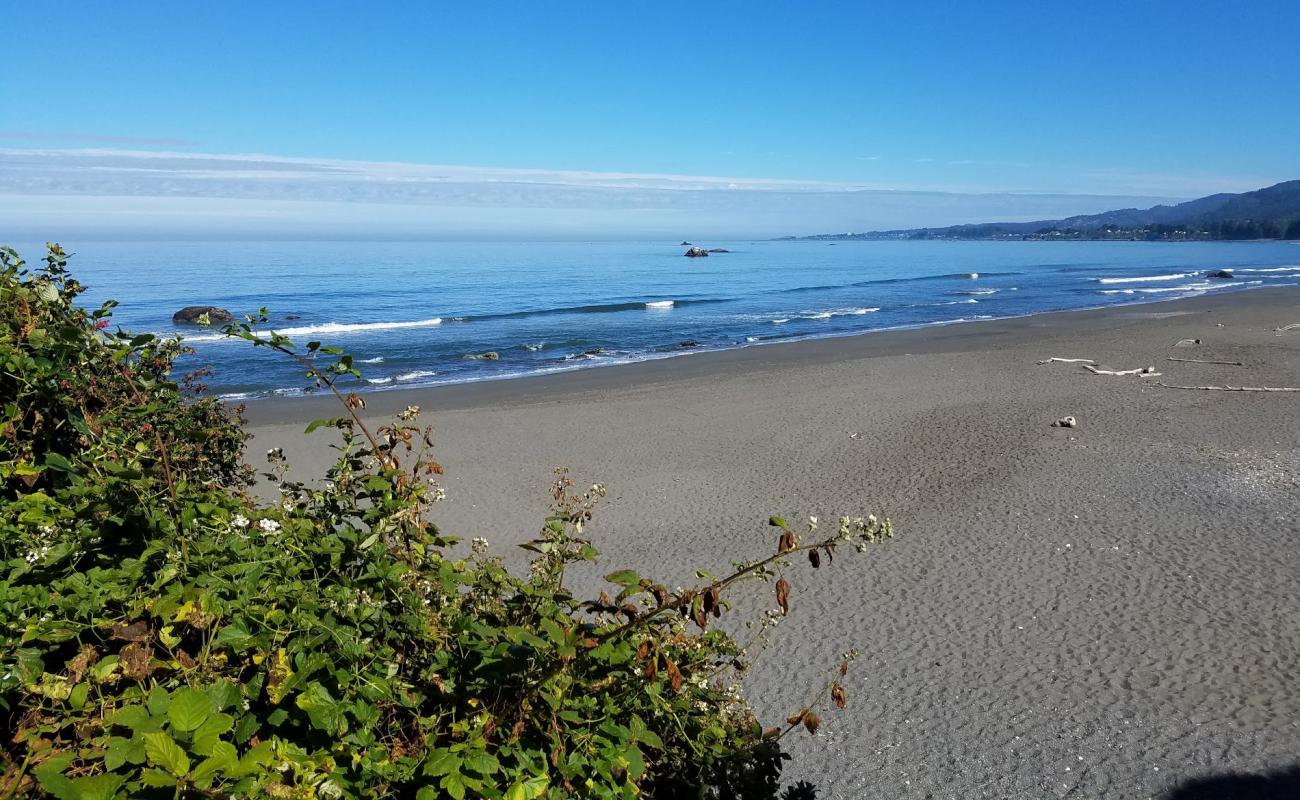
787 180 1300 241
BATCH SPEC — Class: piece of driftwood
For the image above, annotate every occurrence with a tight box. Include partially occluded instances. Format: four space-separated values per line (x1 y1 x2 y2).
1274 323 1300 334
1166 357 1245 366
1082 364 1161 377
1156 383 1300 393
1037 357 1097 365
1172 338 1201 347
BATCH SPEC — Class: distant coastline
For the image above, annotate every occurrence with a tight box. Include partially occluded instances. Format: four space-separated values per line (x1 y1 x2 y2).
782 179 1300 242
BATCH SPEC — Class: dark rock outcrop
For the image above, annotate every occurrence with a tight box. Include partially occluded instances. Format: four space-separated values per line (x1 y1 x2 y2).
706 248 730 253
684 247 709 257
465 351 500 361
1205 270 1234 279
679 241 692 246
172 306 233 324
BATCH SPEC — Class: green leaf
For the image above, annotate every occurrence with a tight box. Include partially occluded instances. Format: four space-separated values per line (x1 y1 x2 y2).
423 748 461 776
463 752 500 776
603 569 641 588
146 686 170 717
295 682 347 735
442 772 467 800
769 516 789 529
108 704 159 733
168 686 214 732
144 731 191 777
66 773 126 800
43 452 75 474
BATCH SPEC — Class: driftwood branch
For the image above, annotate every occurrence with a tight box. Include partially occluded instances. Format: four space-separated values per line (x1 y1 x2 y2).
1156 383 1300 393
1083 364 1161 377
1166 357 1245 366
1037 357 1097 365
1274 323 1300 335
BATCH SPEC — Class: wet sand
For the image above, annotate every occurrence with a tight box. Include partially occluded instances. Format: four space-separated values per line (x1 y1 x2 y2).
244 288 1300 799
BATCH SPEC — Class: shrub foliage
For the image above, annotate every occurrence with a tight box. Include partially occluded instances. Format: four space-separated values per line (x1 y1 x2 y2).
0 245 893 799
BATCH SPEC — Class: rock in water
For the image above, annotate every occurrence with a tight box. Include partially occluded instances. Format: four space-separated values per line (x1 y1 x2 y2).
465 351 500 361
172 306 233 324
1206 270 1234 279
684 246 709 257
1051 416 1078 428
679 241 693 246
706 248 730 253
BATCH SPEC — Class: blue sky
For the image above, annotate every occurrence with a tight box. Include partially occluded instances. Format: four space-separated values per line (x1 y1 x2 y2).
3 1 1298 238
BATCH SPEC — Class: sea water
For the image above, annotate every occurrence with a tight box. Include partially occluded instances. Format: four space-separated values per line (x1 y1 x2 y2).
18 239 1300 397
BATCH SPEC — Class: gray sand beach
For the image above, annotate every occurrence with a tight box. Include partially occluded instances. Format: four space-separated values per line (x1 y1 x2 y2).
243 288 1300 799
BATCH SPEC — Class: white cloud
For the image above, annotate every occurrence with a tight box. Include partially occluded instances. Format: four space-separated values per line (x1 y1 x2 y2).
0 147 1202 239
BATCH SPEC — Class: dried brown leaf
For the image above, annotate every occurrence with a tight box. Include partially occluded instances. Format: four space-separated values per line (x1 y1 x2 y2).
119 642 154 681
778 530 797 554
808 549 821 569
775 577 791 615
666 659 683 692
803 711 821 734
831 683 847 709
109 621 151 643
786 709 807 726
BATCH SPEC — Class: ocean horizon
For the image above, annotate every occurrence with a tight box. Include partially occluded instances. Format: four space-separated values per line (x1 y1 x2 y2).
23 239 1300 398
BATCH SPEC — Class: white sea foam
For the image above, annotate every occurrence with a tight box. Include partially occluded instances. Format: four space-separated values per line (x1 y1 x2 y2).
745 336 760 342
359 356 385 364
523 342 545 351
773 307 879 323
939 298 979 305
952 289 997 295
1232 265 1300 273
645 300 675 309
185 316 445 342
1097 273 1194 284
395 370 438 381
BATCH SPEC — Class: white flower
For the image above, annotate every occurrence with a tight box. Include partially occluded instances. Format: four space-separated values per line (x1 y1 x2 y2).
808 515 818 530
471 537 489 555
398 405 421 421
258 518 281 533
230 514 249 529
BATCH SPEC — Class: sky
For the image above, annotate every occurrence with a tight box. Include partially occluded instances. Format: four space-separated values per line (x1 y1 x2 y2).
2 1 1298 239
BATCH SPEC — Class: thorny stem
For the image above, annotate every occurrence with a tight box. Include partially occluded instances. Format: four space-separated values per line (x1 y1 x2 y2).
600 534 846 642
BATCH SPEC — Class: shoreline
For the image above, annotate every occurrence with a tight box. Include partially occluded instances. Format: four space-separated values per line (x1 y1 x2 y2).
244 285 1300 797
241 285 1300 423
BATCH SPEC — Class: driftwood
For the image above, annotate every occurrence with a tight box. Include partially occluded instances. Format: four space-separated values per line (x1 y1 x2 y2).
1037 357 1097 365
1156 383 1300 393
1274 323 1300 334
1082 364 1161 377
1166 357 1245 366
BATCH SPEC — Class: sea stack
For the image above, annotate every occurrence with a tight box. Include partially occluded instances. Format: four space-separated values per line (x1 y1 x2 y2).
684 246 709 257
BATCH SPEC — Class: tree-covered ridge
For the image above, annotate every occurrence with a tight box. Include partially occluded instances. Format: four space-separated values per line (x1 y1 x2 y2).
0 245 893 799
790 179 1300 241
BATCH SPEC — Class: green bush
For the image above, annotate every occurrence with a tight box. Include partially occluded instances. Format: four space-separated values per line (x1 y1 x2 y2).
0 245 893 799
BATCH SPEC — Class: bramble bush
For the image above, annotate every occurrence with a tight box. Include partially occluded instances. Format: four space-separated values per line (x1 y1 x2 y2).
0 245 894 799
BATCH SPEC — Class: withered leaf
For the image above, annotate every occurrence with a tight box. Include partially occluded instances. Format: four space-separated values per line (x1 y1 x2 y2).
775 577 791 615
64 645 99 685
645 658 658 682
808 549 821 569
786 709 807 726
636 641 652 660
803 711 822 734
693 601 709 631
598 590 613 607
778 530 796 554
839 658 849 678
119 642 154 681
762 726 781 739
110 621 151 643
709 586 723 618
666 659 683 692
619 604 639 622
831 683 847 709
825 545 834 564
650 584 669 606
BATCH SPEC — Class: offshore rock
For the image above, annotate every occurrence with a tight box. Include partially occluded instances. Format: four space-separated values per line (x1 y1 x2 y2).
172 306 233 324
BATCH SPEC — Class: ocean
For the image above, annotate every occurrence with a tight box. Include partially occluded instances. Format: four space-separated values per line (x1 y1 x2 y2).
22 239 1300 398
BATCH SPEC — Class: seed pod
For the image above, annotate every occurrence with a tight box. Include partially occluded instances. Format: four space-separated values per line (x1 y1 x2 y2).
775 577 791 615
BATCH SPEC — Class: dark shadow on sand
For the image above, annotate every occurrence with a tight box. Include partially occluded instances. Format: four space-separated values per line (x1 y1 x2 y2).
1163 764 1300 800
